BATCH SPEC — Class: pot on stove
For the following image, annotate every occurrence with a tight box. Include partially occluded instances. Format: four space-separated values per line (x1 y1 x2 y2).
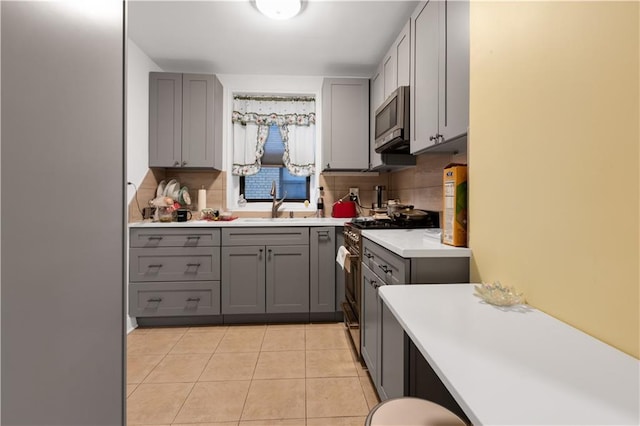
386 199 413 217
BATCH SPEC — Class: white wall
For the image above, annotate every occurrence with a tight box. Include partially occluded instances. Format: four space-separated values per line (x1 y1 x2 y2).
216 74 324 212
127 39 162 202
126 40 162 333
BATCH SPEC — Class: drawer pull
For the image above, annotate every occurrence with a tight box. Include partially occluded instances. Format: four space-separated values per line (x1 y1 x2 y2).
148 236 163 240
317 231 330 237
364 253 373 259
147 297 163 303
378 264 391 274
148 264 163 268
186 263 201 267
186 236 201 240
186 297 201 302
370 280 380 289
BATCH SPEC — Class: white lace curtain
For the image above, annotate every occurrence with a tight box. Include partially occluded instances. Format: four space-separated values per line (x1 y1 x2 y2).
232 96 316 176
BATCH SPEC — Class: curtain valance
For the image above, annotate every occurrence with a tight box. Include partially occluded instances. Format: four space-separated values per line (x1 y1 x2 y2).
232 96 316 177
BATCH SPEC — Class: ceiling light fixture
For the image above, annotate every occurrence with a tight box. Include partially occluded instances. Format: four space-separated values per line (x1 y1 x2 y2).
256 0 301 20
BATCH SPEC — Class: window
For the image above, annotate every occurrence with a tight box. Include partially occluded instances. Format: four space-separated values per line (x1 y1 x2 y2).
240 124 310 202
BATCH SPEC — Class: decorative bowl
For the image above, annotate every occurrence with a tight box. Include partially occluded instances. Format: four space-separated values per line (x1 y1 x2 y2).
474 282 524 306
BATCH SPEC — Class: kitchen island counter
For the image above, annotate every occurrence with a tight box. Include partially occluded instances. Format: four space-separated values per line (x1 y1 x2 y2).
379 284 640 425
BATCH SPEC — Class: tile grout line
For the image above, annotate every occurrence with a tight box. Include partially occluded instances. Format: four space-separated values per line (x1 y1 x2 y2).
131 329 187 389
236 325 267 423
168 326 228 425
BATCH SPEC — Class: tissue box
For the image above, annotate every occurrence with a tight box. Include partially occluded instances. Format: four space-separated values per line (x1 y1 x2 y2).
443 164 467 247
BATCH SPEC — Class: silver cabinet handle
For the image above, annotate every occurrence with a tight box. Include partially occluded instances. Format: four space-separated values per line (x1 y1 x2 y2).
186 236 201 240
148 264 163 268
182 161 187 166
317 231 330 238
364 252 373 259
148 236 163 240
186 263 201 267
370 280 380 289
147 297 162 303
378 264 390 274
173 160 180 166
186 297 200 302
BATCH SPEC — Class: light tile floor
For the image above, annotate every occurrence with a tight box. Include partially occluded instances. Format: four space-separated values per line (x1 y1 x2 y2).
127 322 380 426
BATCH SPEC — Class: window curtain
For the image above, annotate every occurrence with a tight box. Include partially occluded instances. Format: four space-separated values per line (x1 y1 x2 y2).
232 96 316 176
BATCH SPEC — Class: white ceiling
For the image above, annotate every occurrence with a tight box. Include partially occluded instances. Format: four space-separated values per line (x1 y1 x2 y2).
128 0 420 77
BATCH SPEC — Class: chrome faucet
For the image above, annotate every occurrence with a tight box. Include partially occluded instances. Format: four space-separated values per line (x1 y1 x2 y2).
270 180 286 218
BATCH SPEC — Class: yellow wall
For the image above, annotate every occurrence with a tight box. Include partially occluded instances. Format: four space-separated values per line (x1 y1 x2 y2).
469 1 639 358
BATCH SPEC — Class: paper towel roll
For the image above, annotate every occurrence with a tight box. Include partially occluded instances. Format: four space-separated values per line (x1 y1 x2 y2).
197 188 207 212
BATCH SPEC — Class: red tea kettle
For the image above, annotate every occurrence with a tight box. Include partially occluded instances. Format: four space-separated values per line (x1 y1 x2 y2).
332 200 357 218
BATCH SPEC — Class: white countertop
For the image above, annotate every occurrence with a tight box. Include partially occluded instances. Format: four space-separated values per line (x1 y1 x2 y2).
379 284 640 425
129 217 350 228
362 229 471 258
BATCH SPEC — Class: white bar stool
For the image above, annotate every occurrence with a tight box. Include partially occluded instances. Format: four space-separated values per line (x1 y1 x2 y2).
365 397 467 426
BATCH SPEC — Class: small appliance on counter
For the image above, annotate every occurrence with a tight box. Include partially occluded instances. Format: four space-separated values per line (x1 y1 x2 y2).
332 200 357 218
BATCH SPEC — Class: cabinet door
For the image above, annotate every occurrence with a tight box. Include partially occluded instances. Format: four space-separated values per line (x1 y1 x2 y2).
321 78 370 170
396 21 411 88
182 74 216 168
361 263 381 385
410 1 440 154
266 245 310 313
310 227 336 313
379 302 406 400
221 246 265 314
383 51 396 100
369 65 384 170
149 72 182 167
439 0 469 142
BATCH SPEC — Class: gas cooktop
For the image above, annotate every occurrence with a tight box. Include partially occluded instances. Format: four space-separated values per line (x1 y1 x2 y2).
348 210 440 230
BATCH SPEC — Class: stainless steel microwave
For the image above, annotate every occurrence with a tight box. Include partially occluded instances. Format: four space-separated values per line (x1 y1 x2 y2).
374 85 410 153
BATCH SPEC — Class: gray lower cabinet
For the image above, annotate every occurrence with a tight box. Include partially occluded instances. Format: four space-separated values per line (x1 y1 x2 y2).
379 302 405 400
266 245 310 313
221 246 265 314
128 228 221 318
361 263 381 384
361 236 470 401
221 228 310 315
310 227 336 313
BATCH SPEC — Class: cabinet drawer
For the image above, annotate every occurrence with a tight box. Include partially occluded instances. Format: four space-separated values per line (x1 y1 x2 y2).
362 238 410 285
222 227 309 246
130 281 220 317
130 247 220 282
130 228 220 248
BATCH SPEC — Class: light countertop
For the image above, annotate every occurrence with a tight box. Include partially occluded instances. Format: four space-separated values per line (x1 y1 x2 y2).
379 284 640 425
361 229 471 258
129 217 350 228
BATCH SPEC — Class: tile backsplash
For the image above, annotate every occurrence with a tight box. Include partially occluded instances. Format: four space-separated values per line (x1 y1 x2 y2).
128 151 468 222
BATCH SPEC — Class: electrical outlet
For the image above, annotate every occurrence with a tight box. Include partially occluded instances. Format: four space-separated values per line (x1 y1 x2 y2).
349 187 359 197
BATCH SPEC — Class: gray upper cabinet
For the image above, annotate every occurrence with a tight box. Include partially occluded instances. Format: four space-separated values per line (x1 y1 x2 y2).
310 227 336 313
149 73 182 167
370 65 385 170
411 0 469 154
321 78 370 171
149 72 223 169
382 20 411 100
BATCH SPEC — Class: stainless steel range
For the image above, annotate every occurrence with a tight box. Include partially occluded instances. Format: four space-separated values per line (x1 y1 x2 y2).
342 211 440 362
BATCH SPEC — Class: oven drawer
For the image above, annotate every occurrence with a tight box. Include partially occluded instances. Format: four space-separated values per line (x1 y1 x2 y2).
130 247 220 282
362 238 410 285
